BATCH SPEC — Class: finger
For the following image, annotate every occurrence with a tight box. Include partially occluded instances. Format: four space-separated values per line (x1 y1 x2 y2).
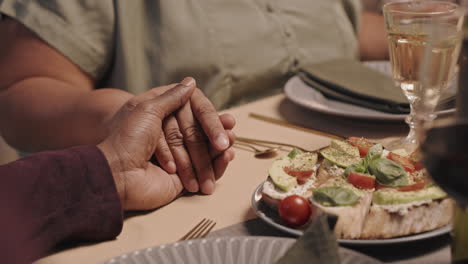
164 115 199 193
219 113 236 130
125 83 178 109
205 116 235 158
209 129 236 158
124 164 184 210
132 77 195 121
154 129 177 174
177 100 216 194
213 148 235 180
191 88 230 151
124 78 195 161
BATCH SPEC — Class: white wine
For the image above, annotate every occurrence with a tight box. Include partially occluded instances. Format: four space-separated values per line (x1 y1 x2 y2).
387 24 462 108
383 1 463 153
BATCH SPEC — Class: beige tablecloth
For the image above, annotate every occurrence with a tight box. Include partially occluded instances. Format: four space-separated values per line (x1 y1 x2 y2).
36 94 450 264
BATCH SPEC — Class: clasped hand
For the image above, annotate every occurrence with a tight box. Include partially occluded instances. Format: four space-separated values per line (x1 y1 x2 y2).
98 77 235 210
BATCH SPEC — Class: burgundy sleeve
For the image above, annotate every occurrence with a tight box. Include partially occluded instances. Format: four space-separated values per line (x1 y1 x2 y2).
0 145 123 264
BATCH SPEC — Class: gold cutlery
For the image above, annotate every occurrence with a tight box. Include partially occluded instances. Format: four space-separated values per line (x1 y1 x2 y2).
235 136 314 152
249 113 343 140
179 218 216 241
234 141 280 158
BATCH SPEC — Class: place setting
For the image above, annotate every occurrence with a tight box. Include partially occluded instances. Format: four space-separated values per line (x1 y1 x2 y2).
103 2 467 263
284 60 457 121
232 1 465 263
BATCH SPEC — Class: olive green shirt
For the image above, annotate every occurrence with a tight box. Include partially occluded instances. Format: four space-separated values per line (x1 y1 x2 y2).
0 0 361 109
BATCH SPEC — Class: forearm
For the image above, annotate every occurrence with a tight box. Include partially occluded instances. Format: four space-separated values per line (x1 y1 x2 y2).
359 12 389 61
0 77 133 152
0 145 123 263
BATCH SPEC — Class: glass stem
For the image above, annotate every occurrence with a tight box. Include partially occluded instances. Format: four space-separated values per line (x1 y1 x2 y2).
405 104 418 145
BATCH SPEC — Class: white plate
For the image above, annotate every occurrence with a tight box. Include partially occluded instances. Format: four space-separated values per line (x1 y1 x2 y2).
105 236 381 264
284 61 456 121
251 182 451 245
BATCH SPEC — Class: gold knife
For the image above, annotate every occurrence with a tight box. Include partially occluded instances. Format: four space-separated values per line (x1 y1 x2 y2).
248 112 344 140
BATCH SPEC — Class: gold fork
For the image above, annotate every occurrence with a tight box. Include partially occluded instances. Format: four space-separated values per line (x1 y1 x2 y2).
236 136 315 152
179 218 216 241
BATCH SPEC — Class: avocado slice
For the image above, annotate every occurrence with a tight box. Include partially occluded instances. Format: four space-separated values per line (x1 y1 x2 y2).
330 139 360 157
373 186 447 205
320 147 361 168
268 158 298 191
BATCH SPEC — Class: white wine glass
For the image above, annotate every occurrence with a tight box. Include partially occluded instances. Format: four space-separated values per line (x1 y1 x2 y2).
383 1 464 153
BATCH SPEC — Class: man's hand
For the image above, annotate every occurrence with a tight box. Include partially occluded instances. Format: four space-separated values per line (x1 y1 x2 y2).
97 79 234 210
106 78 236 195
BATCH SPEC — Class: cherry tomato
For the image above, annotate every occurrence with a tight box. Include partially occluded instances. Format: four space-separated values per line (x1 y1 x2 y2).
348 172 375 189
278 195 312 227
387 152 415 173
398 182 425 192
283 167 314 184
347 137 375 157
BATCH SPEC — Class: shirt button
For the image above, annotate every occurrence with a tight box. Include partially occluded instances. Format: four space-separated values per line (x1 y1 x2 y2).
293 59 299 67
266 4 274 12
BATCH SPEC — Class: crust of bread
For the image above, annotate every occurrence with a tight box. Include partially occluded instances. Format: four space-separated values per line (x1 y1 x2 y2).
314 193 373 239
316 165 333 186
360 198 454 239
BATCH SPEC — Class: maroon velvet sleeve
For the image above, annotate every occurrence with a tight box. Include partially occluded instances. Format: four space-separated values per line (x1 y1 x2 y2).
0 145 123 263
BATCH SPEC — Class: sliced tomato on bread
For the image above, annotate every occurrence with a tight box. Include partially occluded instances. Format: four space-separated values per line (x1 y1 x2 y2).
347 137 375 157
348 172 375 189
283 167 314 184
387 152 416 173
398 182 426 192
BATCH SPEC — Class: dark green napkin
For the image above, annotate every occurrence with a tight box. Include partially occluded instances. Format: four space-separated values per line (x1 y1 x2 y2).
298 59 411 114
275 214 340 264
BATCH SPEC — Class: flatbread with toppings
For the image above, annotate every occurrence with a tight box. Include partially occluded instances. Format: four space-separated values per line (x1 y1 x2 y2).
261 137 453 239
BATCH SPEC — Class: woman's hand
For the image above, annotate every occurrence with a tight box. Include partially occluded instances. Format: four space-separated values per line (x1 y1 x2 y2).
97 79 234 210
154 78 235 194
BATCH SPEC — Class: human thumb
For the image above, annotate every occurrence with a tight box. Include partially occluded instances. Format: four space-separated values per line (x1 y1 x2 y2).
141 77 196 120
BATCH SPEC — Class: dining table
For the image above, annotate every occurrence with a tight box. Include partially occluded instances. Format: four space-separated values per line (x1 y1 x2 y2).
36 93 453 264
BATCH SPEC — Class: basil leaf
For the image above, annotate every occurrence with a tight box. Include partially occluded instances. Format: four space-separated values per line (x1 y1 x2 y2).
344 163 366 178
287 148 303 159
368 158 409 187
362 144 383 168
344 144 382 178
313 186 360 206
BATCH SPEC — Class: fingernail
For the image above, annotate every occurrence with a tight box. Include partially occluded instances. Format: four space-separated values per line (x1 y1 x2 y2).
181 77 195 87
188 178 199 193
215 134 229 150
202 179 215 194
228 149 236 161
166 161 176 173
